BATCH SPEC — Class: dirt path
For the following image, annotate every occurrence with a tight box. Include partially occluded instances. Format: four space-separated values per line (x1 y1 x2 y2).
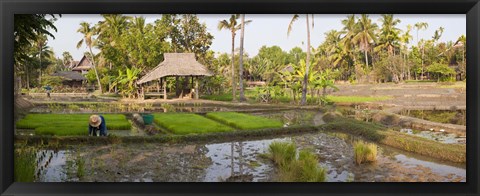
331 83 466 108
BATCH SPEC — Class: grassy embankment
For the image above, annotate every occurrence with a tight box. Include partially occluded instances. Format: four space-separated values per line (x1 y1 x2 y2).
201 89 391 104
321 113 466 163
16 114 131 136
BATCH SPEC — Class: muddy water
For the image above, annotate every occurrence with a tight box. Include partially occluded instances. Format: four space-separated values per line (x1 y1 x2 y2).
30 131 466 182
397 129 465 144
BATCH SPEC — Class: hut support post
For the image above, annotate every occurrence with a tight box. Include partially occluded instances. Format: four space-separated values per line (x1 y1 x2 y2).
163 77 167 100
157 79 160 93
195 76 199 99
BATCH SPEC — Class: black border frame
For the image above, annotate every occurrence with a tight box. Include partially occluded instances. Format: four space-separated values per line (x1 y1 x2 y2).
1 0 479 195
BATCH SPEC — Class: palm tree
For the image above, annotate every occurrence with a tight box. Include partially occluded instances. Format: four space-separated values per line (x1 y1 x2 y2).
35 34 47 85
218 15 252 102
353 14 378 69
238 14 252 102
340 14 359 80
288 14 314 105
432 27 444 46
77 22 102 93
400 25 413 80
414 22 428 79
375 14 401 56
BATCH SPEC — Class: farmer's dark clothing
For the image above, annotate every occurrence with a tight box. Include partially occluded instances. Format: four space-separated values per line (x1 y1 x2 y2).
44 85 52 98
89 115 108 136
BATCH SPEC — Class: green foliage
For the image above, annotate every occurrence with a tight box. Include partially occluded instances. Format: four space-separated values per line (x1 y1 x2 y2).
153 113 234 135
40 76 63 87
426 63 456 82
206 112 283 130
112 67 142 98
14 146 37 182
354 141 378 164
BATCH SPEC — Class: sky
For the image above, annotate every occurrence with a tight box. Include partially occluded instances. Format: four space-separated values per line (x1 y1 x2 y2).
47 14 466 60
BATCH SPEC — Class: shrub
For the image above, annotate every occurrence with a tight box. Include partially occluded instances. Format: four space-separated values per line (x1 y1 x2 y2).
353 141 377 165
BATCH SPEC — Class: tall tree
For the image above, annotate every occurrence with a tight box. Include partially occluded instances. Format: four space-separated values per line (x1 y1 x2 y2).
238 14 248 102
288 14 314 105
35 34 48 85
414 22 428 79
77 22 102 93
61 51 74 69
375 14 401 56
218 14 243 101
353 14 378 69
14 14 59 65
400 25 413 80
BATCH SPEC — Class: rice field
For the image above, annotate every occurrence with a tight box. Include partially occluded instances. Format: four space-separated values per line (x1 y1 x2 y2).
205 112 284 130
153 113 234 135
16 114 131 136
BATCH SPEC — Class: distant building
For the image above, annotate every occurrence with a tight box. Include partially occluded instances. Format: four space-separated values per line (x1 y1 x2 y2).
71 55 93 74
51 71 87 87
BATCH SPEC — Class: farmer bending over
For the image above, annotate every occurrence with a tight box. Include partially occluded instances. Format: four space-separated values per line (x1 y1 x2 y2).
89 115 108 136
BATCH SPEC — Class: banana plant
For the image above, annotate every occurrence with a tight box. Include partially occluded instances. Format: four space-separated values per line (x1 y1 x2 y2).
114 67 142 98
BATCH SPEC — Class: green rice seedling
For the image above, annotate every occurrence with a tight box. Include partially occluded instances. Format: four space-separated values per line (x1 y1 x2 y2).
354 141 378 164
14 146 37 182
296 150 326 182
266 142 326 182
160 103 176 112
153 113 234 134
67 104 81 111
17 114 130 131
76 156 85 179
35 126 88 136
206 112 283 130
267 141 297 167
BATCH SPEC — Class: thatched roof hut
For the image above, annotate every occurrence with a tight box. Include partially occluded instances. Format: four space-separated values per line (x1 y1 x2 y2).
52 71 87 81
72 55 93 73
137 53 214 100
137 53 213 84
51 71 87 87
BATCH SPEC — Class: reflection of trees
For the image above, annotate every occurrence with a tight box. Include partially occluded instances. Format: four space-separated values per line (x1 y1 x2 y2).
229 141 245 179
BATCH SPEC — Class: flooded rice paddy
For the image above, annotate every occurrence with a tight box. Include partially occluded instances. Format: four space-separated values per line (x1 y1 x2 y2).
17 104 466 182
28 132 465 182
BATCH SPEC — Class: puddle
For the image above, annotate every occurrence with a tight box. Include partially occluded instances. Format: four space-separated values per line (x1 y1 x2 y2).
35 150 70 182
203 138 287 182
398 129 465 144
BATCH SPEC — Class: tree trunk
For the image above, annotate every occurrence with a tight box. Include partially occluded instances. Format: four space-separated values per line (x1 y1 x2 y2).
238 14 246 102
364 48 369 68
231 32 237 101
421 43 424 80
301 14 311 106
38 45 42 86
89 47 103 94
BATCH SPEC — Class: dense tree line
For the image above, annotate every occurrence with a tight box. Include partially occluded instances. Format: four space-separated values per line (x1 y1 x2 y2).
14 14 466 103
